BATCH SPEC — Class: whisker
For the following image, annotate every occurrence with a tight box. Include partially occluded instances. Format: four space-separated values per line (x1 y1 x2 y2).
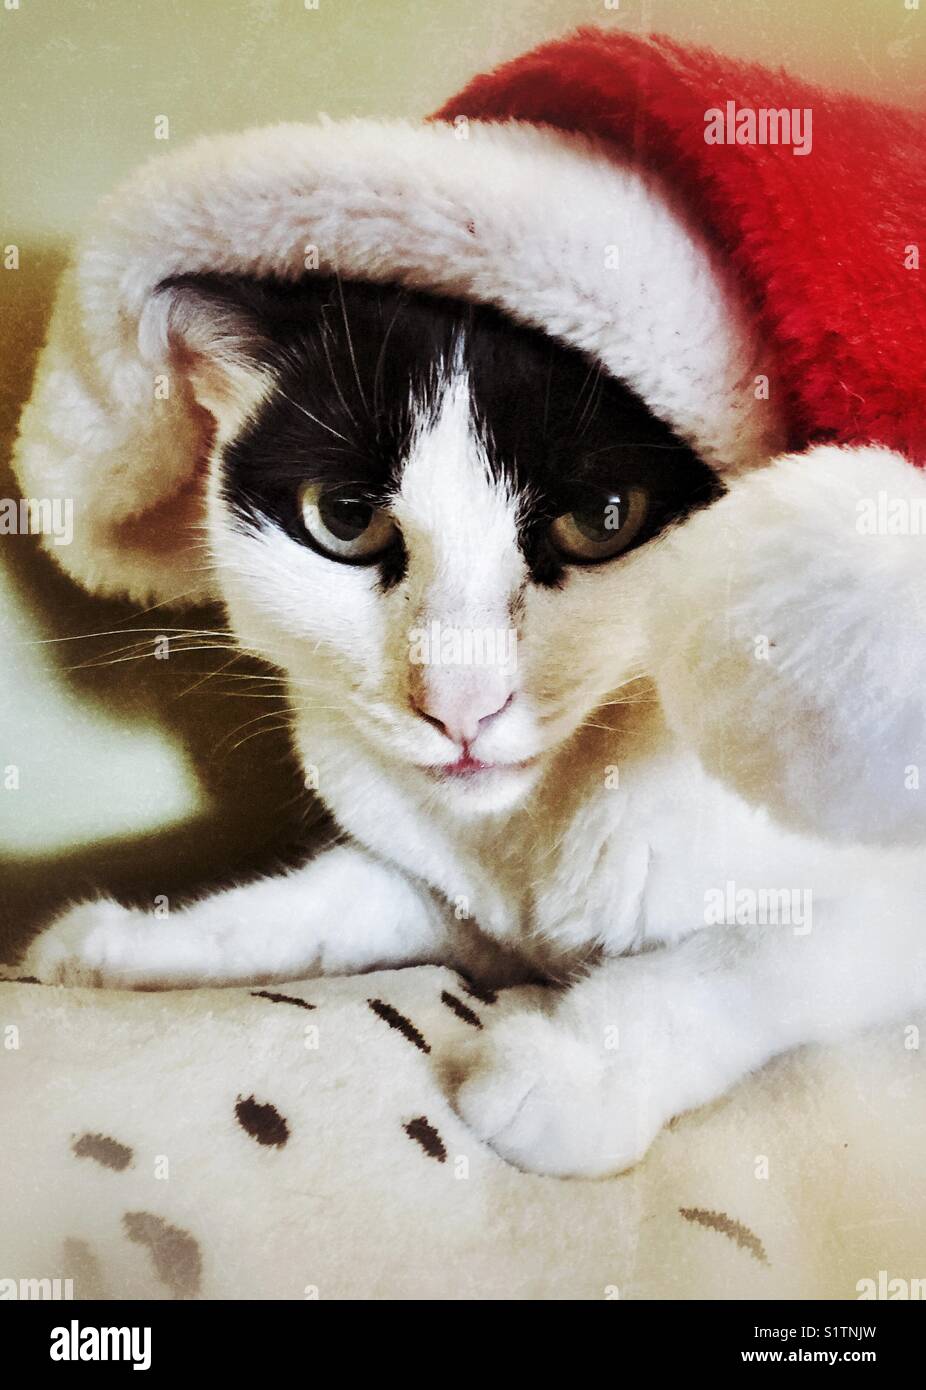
19 626 233 648
372 294 406 421
277 388 353 447
318 304 362 434
227 722 298 753
581 441 692 458
64 643 246 672
336 272 369 418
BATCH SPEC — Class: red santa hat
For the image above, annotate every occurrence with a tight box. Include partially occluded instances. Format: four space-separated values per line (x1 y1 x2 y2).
12 29 926 843
437 27 926 465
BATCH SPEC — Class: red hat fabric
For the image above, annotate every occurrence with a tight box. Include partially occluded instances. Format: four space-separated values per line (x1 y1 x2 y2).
436 28 926 464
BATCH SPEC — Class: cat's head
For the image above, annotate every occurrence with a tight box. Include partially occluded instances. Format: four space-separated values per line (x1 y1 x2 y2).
158 275 720 817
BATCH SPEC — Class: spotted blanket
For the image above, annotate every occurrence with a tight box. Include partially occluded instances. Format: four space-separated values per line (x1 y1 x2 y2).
1 967 923 1300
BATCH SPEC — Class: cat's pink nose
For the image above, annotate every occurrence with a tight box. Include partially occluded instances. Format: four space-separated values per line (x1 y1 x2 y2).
412 687 513 747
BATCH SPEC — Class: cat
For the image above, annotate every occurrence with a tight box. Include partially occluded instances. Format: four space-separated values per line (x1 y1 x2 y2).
22 274 926 1177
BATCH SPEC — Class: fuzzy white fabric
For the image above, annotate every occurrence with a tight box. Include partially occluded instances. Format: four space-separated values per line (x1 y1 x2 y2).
644 444 926 845
12 118 783 606
2 970 924 1300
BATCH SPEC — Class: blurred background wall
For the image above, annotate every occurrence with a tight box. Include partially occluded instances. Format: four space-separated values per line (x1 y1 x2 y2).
3 0 924 247
1 0 922 954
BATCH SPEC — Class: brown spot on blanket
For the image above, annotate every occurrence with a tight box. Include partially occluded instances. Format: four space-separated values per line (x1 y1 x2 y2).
679 1206 769 1266
404 1116 447 1162
123 1211 202 1298
367 998 430 1053
62 1237 107 1300
250 988 315 1011
440 990 483 1029
235 1094 290 1148
72 1132 133 1171
458 976 498 1006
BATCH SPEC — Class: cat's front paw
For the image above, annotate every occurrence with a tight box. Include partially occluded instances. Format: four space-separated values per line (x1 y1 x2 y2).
452 1012 666 1179
20 900 147 988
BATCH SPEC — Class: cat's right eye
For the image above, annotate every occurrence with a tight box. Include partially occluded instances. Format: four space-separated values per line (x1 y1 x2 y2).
299 483 399 564
547 486 649 564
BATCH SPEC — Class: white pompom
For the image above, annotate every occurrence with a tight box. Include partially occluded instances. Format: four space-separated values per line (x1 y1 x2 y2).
647 445 926 846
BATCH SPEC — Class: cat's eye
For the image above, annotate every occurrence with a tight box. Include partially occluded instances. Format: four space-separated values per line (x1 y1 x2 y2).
547 487 649 564
299 483 398 563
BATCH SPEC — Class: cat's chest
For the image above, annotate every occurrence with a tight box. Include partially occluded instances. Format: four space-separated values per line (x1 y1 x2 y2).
338 774 627 962
425 790 650 961
328 740 665 964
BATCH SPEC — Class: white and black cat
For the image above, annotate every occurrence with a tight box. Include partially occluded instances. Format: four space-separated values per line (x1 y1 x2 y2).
23 275 926 1177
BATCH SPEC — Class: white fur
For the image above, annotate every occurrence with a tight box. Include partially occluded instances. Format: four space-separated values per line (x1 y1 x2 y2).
647 445 926 844
17 119 926 1177
23 408 926 1177
12 118 783 607
397 371 522 746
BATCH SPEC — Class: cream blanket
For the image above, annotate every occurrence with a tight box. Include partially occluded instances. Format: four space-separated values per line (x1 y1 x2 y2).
2 968 923 1300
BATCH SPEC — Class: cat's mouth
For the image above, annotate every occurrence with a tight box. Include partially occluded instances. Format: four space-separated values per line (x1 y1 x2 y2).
423 752 538 780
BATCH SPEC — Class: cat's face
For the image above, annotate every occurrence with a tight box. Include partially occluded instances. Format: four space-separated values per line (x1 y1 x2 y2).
162 276 720 817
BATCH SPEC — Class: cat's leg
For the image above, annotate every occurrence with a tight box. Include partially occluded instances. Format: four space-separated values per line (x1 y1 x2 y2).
454 872 926 1177
20 846 450 989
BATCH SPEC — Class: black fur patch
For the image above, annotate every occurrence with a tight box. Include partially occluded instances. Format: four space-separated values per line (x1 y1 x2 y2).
163 274 722 586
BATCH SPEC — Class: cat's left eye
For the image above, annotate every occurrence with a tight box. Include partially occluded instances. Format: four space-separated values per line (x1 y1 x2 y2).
547 487 649 564
299 483 398 564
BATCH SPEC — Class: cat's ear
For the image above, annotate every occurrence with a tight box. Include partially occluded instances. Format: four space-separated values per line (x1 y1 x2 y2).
140 275 276 438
